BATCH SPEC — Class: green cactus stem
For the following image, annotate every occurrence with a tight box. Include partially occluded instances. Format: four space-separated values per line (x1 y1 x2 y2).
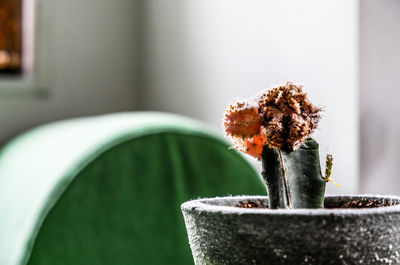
261 147 290 209
262 138 326 209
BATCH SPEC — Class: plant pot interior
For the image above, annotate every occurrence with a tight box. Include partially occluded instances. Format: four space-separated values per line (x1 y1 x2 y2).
234 196 399 209
196 195 400 210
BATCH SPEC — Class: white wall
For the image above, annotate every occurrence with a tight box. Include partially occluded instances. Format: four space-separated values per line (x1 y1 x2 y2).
360 0 400 194
0 0 138 144
0 1 360 194
140 0 359 194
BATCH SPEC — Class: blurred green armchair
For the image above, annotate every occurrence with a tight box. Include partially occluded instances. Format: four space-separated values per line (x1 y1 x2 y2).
0 112 264 265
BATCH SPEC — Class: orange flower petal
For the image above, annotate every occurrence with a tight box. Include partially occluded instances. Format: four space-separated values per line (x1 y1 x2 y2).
232 134 266 160
223 102 262 138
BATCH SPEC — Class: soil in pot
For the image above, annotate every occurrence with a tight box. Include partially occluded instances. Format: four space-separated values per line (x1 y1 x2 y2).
236 198 392 209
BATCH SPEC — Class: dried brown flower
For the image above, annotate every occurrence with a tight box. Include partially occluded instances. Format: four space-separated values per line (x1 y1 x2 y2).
223 81 321 157
258 81 321 150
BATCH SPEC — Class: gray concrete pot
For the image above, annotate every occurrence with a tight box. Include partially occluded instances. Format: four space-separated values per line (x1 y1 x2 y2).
181 195 400 265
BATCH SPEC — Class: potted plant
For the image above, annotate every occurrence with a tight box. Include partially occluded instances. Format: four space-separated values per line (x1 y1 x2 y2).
181 81 400 265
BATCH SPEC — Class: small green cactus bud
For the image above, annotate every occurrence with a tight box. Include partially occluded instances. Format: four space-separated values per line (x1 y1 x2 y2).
324 153 339 187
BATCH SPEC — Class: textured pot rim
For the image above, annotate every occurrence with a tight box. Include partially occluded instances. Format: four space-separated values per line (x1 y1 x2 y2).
181 195 400 216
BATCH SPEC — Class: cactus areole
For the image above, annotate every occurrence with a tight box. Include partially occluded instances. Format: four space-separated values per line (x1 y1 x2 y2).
224 81 333 209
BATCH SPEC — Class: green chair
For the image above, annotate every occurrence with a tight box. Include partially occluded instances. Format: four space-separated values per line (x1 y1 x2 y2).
0 112 264 265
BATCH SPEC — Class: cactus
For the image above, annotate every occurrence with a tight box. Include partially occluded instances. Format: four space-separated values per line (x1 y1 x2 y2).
224 81 334 209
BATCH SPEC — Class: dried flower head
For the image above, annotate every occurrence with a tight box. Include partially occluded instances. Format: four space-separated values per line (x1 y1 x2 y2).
223 81 321 157
223 101 262 139
258 81 321 150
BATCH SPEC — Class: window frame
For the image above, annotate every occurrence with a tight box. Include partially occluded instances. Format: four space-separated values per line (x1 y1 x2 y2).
0 0 48 96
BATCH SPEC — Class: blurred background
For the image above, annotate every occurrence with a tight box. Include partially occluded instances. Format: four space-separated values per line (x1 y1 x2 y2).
0 0 398 195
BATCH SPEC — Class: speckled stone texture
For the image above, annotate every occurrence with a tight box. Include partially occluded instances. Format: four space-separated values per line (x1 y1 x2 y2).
181 195 400 265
